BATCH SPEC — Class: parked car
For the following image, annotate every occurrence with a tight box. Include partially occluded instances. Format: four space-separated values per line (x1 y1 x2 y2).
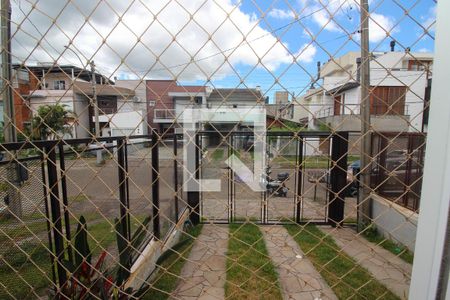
346 160 360 196
346 151 410 197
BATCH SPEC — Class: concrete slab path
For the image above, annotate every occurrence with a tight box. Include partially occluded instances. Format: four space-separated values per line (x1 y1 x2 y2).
261 226 338 300
171 225 228 300
322 227 412 299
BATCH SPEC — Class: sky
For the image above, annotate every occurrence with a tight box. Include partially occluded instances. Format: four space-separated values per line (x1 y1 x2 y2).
10 0 436 102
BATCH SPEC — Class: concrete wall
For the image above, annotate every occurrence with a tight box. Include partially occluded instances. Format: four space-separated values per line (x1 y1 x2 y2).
73 93 91 138
319 114 410 132
115 80 147 113
372 193 418 252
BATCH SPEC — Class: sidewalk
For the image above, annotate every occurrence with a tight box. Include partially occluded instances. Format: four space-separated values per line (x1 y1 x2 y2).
322 227 412 299
171 225 229 300
261 226 337 300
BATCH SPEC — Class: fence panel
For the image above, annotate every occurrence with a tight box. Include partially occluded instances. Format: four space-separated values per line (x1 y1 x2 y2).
0 0 443 298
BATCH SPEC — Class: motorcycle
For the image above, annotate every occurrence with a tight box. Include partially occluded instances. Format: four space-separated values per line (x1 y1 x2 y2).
264 166 289 197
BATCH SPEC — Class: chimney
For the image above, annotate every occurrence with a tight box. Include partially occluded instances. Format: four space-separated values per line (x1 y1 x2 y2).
390 40 396 52
316 61 321 81
356 57 361 82
310 61 321 89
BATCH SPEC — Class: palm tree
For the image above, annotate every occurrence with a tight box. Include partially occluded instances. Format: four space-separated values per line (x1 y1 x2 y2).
31 104 73 140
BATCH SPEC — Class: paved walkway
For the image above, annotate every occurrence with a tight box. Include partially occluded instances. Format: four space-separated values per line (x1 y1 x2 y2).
321 227 412 299
261 226 338 300
171 225 228 300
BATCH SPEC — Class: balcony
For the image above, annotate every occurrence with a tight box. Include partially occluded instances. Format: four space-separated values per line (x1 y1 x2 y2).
154 109 177 123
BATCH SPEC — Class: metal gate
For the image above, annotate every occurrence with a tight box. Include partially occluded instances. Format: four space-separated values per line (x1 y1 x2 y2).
198 131 350 225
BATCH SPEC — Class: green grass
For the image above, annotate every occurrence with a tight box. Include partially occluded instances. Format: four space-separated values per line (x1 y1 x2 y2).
68 194 90 203
273 155 359 169
83 219 118 256
141 224 203 299
0 243 52 299
0 221 49 244
284 224 400 300
362 226 414 264
211 148 225 161
225 223 282 300
0 216 119 299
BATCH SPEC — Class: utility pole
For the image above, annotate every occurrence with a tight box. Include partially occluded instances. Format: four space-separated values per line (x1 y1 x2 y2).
1 0 22 217
1 0 15 142
359 0 372 230
89 61 104 166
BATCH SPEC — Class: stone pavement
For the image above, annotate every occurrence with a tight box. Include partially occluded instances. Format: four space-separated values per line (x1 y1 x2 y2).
261 226 338 300
322 227 412 299
171 225 228 300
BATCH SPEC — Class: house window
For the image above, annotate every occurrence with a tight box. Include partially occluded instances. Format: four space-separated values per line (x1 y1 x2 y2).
370 86 406 115
408 60 430 71
333 94 344 115
53 80 65 90
149 101 156 106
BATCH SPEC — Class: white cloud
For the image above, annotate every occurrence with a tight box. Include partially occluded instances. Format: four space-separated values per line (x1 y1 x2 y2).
294 43 317 63
417 48 430 53
297 0 353 33
268 8 295 20
369 13 395 43
421 5 436 32
10 0 316 81
297 0 398 43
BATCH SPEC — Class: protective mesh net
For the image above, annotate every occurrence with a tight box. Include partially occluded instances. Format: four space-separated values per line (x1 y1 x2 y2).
0 0 436 299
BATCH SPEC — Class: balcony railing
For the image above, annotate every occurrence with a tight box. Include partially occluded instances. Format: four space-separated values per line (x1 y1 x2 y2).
315 104 409 119
154 109 177 121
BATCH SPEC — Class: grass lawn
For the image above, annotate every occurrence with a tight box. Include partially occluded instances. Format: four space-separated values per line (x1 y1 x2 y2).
284 224 400 300
0 215 119 299
211 148 225 161
0 243 52 299
67 194 90 203
225 223 282 300
362 227 414 264
141 224 203 299
273 155 360 169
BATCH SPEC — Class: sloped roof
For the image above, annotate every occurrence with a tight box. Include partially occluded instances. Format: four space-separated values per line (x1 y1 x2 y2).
208 88 264 102
325 81 360 96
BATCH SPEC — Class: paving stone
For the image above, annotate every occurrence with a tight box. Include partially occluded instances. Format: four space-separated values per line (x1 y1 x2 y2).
322 227 411 299
261 226 338 300
171 225 228 300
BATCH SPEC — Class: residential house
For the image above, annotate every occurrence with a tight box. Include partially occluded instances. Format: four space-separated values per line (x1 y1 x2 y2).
147 80 208 133
148 80 266 134
24 64 135 139
0 66 37 135
299 50 433 133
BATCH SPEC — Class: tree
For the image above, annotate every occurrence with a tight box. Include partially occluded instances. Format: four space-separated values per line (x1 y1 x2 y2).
31 104 72 140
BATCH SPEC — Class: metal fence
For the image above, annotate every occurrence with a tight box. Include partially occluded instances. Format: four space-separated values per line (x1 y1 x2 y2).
0 0 447 299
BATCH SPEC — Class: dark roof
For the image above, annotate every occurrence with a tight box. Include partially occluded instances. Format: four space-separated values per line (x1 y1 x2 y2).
12 64 113 85
325 81 359 95
208 88 265 102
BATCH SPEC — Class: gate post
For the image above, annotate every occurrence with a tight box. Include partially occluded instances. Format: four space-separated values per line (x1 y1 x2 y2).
151 131 160 239
45 142 68 291
117 138 130 241
328 132 348 227
173 134 179 222
58 143 73 264
296 134 303 223
187 133 200 225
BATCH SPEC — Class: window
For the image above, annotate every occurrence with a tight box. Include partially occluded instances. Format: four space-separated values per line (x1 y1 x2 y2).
53 80 65 90
333 94 344 115
408 60 430 71
370 86 406 115
149 101 156 106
